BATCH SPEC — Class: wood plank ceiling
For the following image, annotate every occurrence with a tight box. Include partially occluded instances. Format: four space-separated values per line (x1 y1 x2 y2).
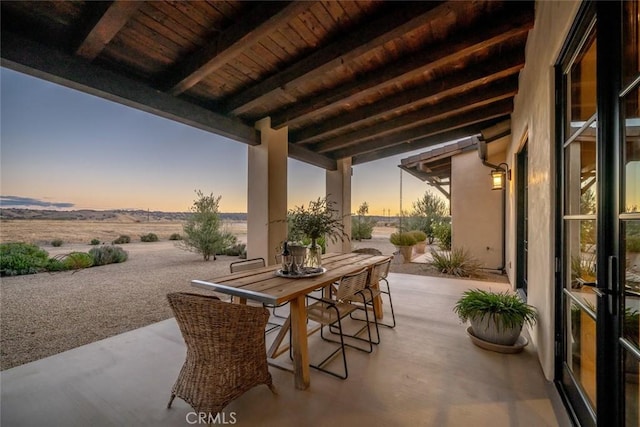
0 0 534 170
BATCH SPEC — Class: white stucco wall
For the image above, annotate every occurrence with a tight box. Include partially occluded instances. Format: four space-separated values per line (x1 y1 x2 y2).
507 0 582 380
451 150 503 269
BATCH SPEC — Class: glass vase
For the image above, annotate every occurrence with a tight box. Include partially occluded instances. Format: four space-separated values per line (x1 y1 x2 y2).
306 238 322 269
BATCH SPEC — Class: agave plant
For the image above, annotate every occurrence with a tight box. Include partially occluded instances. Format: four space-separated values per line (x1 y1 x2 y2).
430 247 480 277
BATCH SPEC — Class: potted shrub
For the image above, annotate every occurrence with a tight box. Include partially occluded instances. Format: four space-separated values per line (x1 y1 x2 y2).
409 230 427 254
453 289 537 347
390 232 416 263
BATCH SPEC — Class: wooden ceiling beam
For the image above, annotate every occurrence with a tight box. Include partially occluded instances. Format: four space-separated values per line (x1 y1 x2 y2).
315 76 519 154
162 1 310 95
74 1 142 60
221 1 449 115
1 32 258 146
352 124 496 166
336 99 512 159
292 50 524 145
270 6 533 129
288 143 337 170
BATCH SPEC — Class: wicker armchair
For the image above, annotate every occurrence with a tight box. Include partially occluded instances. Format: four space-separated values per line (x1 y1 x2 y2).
167 292 276 415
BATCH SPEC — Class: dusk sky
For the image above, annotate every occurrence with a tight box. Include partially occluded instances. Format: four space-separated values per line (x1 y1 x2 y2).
1 67 438 216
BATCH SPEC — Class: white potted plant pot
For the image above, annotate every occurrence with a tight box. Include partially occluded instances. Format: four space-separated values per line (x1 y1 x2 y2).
469 315 522 346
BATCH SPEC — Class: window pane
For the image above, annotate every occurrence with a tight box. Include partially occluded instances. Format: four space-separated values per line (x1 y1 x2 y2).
624 349 640 427
625 220 640 347
623 0 640 87
568 30 597 138
624 85 640 214
566 220 597 288
566 298 597 408
565 138 597 215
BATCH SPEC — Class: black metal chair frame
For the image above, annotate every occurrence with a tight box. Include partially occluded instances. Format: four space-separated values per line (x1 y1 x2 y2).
303 269 376 379
349 259 396 336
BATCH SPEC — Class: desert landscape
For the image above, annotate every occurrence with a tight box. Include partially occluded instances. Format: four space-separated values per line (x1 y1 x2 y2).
0 209 506 370
0 208 247 245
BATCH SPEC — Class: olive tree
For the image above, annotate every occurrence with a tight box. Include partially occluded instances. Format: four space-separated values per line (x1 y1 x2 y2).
179 190 235 261
407 191 449 243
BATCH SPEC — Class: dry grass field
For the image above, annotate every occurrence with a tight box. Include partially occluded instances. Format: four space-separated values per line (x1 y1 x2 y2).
0 219 247 245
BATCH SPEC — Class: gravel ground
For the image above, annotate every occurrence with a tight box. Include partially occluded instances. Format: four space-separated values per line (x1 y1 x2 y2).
0 239 507 370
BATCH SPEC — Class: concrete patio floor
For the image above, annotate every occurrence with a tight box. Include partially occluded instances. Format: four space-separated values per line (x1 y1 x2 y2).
1 273 571 426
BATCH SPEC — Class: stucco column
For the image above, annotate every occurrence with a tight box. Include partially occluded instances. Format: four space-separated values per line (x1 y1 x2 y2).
247 117 288 265
325 158 352 253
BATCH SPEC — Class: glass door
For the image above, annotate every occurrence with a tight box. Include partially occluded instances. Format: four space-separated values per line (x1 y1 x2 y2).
558 16 599 426
621 1 640 424
556 2 640 426
516 142 528 296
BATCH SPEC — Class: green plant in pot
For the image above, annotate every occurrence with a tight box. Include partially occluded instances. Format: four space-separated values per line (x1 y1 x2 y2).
288 197 348 269
409 230 427 254
390 232 416 263
453 289 537 346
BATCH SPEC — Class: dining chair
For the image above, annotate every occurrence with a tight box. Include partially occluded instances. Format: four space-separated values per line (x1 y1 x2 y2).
349 258 396 332
305 268 374 379
373 258 396 328
229 258 283 333
230 257 267 273
166 292 276 415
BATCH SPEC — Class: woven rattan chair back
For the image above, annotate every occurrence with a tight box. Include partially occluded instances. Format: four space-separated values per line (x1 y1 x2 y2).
335 268 369 302
371 259 391 283
230 258 265 273
351 248 383 256
166 292 275 415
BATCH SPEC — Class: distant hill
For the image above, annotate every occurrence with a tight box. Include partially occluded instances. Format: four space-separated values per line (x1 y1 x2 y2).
0 208 247 222
0 208 401 225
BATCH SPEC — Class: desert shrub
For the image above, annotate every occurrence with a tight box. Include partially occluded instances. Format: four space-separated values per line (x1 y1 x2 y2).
89 238 101 246
51 238 63 247
61 252 94 270
112 235 131 244
351 216 375 240
169 233 182 241
45 258 68 272
179 191 236 261
351 201 375 241
430 247 480 277
221 243 246 257
0 242 50 276
433 222 452 250
140 233 159 242
89 245 128 265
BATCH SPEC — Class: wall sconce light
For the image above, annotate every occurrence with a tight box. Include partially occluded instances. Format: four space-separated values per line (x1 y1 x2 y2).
491 169 505 190
490 163 510 191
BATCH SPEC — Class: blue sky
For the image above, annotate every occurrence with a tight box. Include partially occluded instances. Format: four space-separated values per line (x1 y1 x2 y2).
0 67 433 215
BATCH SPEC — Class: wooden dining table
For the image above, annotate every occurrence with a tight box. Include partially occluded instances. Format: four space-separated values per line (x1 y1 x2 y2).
191 252 390 390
